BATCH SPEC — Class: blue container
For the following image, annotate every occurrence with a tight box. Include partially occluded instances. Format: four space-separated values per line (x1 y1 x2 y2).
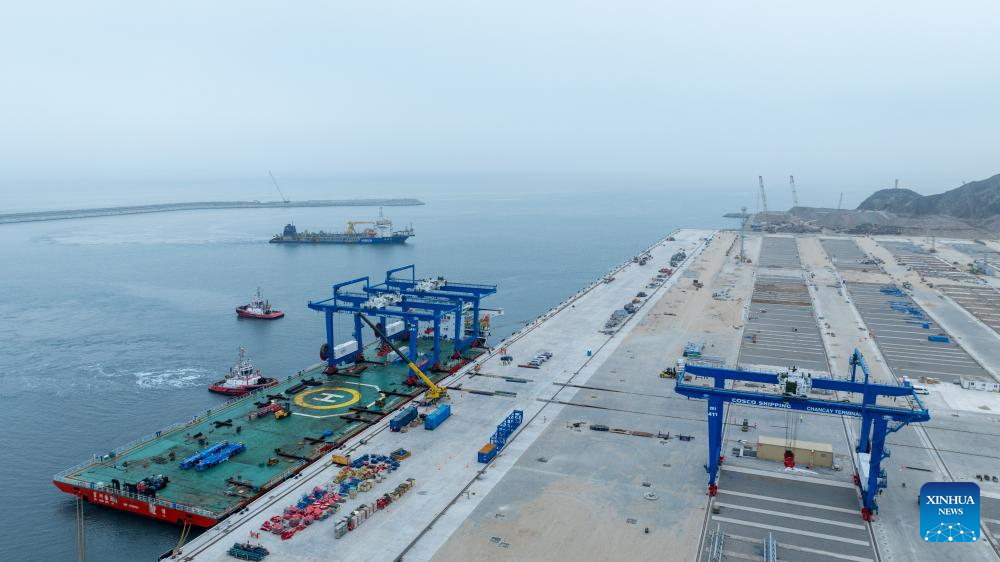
928 335 950 343
390 406 418 432
922 323 930 329
478 443 498 463
424 404 451 430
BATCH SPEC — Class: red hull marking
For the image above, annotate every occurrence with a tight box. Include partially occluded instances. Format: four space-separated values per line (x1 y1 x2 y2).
53 481 218 527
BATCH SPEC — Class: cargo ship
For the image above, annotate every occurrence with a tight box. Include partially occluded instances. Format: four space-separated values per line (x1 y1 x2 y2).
270 209 413 244
53 267 494 528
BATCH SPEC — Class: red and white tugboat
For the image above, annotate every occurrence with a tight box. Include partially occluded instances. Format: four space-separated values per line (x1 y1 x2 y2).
236 288 284 319
208 347 278 396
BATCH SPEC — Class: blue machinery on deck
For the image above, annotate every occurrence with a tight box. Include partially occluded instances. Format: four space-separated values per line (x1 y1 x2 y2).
308 265 497 376
675 349 929 521
478 410 524 463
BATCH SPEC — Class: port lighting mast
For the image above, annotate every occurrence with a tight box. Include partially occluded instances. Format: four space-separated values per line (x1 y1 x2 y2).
789 175 799 208
758 176 769 224
739 206 747 262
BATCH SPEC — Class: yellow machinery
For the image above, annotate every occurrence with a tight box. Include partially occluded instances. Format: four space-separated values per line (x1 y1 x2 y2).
346 221 374 235
358 314 448 401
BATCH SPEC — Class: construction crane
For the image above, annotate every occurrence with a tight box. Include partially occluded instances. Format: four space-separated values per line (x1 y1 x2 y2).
789 175 799 208
268 170 290 203
357 313 448 401
837 192 844 210
675 349 929 521
346 221 374 235
758 176 769 223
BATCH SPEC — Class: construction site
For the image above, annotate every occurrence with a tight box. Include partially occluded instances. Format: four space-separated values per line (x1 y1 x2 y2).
51 218 985 562
55 174 1000 562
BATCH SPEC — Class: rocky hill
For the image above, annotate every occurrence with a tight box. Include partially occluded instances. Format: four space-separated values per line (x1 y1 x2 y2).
857 173 1000 220
757 172 1000 237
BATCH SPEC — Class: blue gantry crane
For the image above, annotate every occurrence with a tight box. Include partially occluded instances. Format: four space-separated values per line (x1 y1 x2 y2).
675 349 929 521
307 266 496 378
378 265 497 351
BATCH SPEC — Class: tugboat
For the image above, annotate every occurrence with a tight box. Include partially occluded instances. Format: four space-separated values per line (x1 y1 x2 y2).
208 347 278 396
236 288 284 319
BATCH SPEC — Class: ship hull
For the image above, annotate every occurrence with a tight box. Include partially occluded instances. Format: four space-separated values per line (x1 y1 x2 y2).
52 481 219 527
269 234 412 244
235 307 284 319
208 378 278 396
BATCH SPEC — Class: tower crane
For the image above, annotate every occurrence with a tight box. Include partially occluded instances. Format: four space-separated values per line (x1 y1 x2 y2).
268 170 290 203
357 313 448 401
837 192 844 210
789 175 799 208
758 176 769 223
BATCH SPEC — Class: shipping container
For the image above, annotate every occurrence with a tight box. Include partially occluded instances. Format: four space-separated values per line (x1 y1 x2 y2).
390 406 419 432
424 404 452 430
478 442 497 463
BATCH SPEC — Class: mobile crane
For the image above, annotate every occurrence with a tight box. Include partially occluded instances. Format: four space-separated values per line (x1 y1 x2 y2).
357 313 448 401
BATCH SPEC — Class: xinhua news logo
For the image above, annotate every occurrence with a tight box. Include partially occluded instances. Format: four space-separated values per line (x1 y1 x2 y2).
919 482 980 543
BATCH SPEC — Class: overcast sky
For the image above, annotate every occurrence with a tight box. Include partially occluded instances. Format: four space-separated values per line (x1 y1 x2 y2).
2 1 998 203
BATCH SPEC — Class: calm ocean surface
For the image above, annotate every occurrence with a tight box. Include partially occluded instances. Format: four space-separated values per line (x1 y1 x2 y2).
0 183 733 560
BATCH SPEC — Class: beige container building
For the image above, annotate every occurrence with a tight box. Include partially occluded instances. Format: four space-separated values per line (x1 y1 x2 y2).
757 435 834 468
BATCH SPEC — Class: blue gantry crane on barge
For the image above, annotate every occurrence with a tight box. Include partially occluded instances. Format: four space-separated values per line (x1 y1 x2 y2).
308 265 497 379
675 349 929 521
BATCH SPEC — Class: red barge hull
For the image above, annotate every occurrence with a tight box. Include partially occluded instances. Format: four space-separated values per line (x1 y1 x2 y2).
52 481 220 527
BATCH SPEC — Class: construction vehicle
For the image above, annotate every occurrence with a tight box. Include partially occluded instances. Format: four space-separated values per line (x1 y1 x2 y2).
358 314 448 401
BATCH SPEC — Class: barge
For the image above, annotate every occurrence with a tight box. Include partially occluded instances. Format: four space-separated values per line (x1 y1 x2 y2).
54 267 495 527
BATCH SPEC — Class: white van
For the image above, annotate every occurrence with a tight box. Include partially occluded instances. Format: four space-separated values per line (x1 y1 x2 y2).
912 385 929 395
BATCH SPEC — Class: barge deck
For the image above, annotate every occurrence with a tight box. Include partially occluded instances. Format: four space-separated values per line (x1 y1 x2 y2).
54 338 481 526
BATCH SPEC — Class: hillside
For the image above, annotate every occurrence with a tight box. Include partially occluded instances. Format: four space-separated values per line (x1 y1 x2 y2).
857 173 1000 219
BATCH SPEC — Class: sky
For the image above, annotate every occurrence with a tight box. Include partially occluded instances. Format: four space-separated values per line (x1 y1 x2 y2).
2 1 999 208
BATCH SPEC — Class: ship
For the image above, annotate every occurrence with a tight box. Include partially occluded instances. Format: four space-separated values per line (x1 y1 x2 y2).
236 288 284 319
269 208 413 244
208 347 278 396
